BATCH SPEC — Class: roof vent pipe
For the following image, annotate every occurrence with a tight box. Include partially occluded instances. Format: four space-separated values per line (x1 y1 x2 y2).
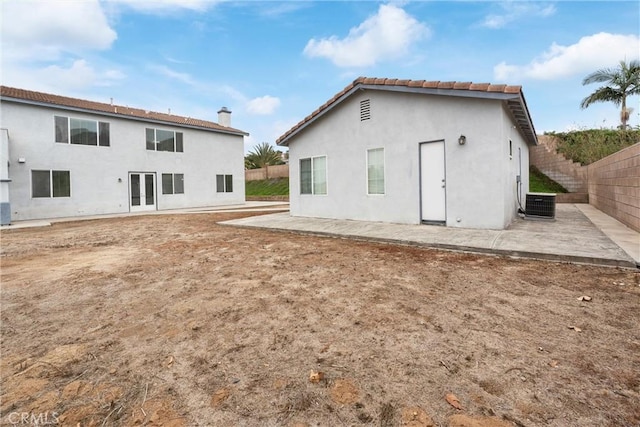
218 107 231 127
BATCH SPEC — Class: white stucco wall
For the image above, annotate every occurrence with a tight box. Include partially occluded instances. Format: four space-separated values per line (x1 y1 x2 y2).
500 103 531 228
287 89 532 230
1 102 245 221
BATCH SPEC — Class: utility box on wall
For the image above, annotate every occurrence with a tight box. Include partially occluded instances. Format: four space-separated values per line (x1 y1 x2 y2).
525 193 556 219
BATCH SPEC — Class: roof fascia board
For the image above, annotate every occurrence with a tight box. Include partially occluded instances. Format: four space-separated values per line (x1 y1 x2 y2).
359 84 519 102
1 96 248 137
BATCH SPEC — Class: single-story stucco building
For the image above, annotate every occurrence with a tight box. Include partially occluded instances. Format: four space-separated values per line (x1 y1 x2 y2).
276 77 538 230
0 86 248 223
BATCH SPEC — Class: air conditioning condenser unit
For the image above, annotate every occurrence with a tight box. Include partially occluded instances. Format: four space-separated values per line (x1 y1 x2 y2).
525 193 556 219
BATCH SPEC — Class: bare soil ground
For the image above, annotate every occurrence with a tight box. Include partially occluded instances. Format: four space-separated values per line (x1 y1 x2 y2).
1 211 639 427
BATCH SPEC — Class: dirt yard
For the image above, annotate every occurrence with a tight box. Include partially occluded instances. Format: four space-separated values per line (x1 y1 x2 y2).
1 211 639 427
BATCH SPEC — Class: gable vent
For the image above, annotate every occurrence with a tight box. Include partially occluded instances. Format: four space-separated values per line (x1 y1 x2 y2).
360 99 371 121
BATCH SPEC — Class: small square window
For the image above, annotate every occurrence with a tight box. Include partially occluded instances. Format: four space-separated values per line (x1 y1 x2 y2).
216 174 233 193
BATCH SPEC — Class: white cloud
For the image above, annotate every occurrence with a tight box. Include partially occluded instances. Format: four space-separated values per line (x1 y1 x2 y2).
42 60 122 89
247 96 281 115
0 0 122 92
481 2 556 29
494 32 640 81
2 60 125 93
303 4 429 68
1 0 116 62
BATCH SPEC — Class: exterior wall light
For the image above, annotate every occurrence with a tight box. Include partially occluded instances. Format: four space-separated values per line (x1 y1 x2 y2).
458 135 466 145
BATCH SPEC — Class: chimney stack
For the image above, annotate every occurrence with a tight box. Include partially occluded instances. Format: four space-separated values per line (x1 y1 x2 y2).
218 107 231 127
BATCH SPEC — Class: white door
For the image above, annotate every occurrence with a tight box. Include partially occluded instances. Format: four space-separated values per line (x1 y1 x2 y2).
420 141 446 223
129 172 156 212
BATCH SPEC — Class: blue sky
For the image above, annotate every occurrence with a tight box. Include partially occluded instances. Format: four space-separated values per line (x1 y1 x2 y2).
2 0 639 153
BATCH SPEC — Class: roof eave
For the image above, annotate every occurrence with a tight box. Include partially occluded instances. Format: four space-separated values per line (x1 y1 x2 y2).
0 96 249 137
277 82 537 147
505 95 538 146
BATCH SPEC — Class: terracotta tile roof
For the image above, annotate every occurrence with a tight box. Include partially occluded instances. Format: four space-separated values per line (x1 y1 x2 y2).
276 76 537 146
0 86 248 136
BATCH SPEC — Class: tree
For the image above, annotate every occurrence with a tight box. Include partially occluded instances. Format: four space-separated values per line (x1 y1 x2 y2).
244 142 284 169
580 59 640 129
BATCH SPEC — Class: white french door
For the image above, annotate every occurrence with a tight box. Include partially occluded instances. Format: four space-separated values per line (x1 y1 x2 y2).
129 172 156 212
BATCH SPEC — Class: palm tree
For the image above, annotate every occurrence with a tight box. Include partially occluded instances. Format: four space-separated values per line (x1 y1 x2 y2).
581 59 640 129
244 142 284 169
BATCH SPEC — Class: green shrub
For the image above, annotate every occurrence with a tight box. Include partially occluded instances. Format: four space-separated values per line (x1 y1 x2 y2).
545 129 639 165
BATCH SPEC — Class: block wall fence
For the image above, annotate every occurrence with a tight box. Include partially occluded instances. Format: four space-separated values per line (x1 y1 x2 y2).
587 143 639 232
245 164 289 181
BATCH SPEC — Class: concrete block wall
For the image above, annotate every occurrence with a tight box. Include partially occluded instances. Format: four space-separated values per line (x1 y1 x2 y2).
530 135 588 193
245 164 289 181
588 143 639 232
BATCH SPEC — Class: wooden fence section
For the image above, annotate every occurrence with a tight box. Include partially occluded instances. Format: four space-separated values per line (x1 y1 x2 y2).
245 164 289 181
588 143 639 232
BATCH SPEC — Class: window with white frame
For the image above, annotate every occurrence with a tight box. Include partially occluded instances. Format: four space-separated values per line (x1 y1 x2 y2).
216 174 233 193
300 156 327 195
146 128 184 152
32 170 70 198
55 116 110 146
162 173 184 194
367 148 385 195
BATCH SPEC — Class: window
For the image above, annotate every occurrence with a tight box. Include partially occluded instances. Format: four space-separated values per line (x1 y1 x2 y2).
55 116 109 146
360 99 371 121
509 140 513 159
300 156 327 195
216 174 233 193
32 170 70 198
146 128 184 152
367 148 384 195
162 173 184 195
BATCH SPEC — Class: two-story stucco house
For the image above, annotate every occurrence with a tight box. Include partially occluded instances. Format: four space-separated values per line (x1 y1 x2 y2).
277 77 538 230
0 86 248 224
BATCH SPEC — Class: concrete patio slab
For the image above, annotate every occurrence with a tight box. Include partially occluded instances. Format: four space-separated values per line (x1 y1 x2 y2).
221 204 638 269
0 201 290 230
